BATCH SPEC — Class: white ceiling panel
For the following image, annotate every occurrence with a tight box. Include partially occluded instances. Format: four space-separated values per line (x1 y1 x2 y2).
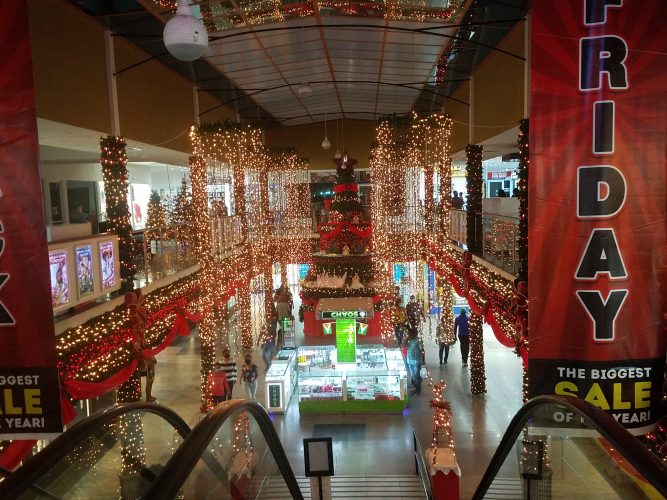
201 11 457 125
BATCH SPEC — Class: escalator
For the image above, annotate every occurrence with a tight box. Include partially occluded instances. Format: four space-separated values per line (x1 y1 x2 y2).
472 395 667 499
1 396 665 499
0 400 302 499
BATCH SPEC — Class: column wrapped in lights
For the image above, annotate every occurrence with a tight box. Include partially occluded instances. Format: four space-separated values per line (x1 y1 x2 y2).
465 144 483 255
100 135 136 291
190 155 212 265
469 311 486 394
517 119 529 281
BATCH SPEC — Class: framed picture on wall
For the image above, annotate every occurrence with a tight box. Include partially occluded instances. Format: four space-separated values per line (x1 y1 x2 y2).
49 249 70 307
75 244 94 299
99 240 116 290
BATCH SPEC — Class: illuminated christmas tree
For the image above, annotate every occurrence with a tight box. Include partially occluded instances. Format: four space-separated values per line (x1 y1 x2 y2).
311 152 374 287
171 178 191 225
146 190 167 228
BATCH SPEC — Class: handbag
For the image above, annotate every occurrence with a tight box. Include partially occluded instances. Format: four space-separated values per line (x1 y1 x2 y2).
419 366 428 378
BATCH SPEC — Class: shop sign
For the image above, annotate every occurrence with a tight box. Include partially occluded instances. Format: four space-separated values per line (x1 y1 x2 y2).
486 171 512 180
0 3 63 438
268 384 281 409
321 310 367 320
322 322 333 335
528 0 666 434
336 319 356 363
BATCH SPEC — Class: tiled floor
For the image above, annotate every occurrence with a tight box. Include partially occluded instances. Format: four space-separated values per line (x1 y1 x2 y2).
152 300 525 499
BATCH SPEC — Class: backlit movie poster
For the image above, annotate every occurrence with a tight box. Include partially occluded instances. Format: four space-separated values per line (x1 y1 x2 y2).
49 250 69 307
528 0 666 434
99 241 116 290
0 2 63 437
75 245 94 298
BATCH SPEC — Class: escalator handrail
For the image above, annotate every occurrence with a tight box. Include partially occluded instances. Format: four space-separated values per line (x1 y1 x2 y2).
472 395 667 499
144 399 304 500
413 430 435 500
0 402 192 498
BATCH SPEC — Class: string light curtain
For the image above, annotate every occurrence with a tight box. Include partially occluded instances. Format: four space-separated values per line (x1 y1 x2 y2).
100 135 136 291
465 145 483 254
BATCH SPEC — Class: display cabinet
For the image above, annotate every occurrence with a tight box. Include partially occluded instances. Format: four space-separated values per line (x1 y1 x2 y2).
296 346 407 413
296 345 336 372
346 370 404 401
264 348 297 413
385 348 408 378
298 372 344 402
355 345 386 369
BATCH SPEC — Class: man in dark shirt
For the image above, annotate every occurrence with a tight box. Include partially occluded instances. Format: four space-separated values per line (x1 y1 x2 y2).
454 309 470 366
406 295 425 333
451 191 464 209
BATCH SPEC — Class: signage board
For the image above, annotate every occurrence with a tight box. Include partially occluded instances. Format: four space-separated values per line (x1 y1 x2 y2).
528 0 666 434
0 2 63 437
321 310 368 320
335 319 356 363
268 383 281 409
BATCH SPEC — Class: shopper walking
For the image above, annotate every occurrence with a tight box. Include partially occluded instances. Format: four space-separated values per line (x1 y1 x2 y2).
207 362 231 406
406 295 425 333
241 354 259 400
436 315 455 365
405 331 423 396
220 348 237 399
455 309 470 366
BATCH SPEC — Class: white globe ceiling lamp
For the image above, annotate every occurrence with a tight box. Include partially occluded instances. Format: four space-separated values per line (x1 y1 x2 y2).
163 0 208 62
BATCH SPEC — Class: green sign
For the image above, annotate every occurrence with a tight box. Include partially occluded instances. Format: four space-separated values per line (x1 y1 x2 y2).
322 310 368 320
336 319 356 363
322 322 333 335
357 322 368 336
268 384 281 409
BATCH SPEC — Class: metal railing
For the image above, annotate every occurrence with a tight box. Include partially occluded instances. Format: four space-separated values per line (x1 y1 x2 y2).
413 430 435 500
447 210 520 275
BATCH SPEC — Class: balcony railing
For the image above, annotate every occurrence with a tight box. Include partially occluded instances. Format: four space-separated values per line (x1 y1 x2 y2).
134 223 198 284
447 210 519 276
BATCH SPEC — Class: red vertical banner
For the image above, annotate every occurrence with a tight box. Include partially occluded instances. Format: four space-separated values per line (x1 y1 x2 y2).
0 2 63 436
529 0 666 434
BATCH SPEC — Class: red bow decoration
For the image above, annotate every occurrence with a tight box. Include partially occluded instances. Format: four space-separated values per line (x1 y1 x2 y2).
125 290 147 332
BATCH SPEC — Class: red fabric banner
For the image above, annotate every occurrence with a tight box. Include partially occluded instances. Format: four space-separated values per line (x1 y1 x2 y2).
318 222 373 240
0 2 63 437
529 0 666 433
332 183 359 194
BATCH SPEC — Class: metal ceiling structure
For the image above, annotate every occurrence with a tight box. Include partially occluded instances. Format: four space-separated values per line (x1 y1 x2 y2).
71 0 527 129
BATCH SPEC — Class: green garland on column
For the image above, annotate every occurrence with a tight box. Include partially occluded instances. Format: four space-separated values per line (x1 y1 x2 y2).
465 144 483 254
100 135 136 291
517 119 529 281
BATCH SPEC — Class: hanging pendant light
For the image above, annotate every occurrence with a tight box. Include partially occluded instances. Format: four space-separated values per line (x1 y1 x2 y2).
334 118 341 158
322 112 331 149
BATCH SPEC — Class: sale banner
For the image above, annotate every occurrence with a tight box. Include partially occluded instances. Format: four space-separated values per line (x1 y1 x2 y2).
528 0 666 434
0 2 63 437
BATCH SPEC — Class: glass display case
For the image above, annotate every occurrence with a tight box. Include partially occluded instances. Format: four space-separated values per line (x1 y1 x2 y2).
298 372 344 401
296 346 408 413
355 345 386 369
385 348 407 378
296 345 336 372
264 348 297 413
346 370 404 401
